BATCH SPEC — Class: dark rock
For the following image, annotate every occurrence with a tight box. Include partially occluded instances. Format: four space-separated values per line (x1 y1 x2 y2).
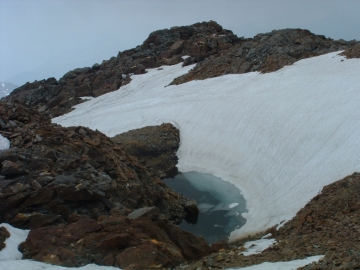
111 123 180 178
1 160 28 176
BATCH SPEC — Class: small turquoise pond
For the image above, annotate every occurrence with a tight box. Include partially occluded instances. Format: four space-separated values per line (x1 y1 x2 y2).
163 171 247 243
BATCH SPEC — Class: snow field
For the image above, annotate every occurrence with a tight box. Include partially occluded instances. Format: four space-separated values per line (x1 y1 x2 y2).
53 51 360 242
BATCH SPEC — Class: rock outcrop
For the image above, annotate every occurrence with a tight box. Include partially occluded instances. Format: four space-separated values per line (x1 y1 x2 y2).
0 101 195 228
111 123 180 179
21 214 210 269
170 29 359 85
341 43 360 58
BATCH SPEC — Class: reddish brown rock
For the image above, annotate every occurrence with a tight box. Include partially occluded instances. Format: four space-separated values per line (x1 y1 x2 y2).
0 226 10 251
21 215 210 269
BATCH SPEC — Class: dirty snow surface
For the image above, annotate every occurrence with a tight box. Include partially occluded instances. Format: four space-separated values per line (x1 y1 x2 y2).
54 51 360 242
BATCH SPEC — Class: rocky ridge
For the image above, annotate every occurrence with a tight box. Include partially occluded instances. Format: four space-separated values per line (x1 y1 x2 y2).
170 28 359 85
4 22 359 119
2 21 238 118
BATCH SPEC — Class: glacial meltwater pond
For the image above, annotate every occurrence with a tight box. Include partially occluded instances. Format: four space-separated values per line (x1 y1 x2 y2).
163 171 247 243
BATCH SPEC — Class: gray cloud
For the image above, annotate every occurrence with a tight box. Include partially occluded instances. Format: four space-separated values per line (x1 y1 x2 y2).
1 0 360 86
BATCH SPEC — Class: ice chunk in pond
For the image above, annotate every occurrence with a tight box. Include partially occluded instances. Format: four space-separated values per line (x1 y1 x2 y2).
229 203 239 209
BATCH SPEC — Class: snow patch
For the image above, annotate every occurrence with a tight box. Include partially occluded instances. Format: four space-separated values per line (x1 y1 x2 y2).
79 96 94 100
227 255 323 270
240 238 276 256
0 224 29 261
0 135 10 150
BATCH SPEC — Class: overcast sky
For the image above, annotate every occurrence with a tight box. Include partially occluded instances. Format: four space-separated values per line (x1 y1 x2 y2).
1 0 360 86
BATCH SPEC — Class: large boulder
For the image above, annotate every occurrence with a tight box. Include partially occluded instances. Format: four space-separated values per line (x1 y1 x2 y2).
21 214 210 269
111 123 180 178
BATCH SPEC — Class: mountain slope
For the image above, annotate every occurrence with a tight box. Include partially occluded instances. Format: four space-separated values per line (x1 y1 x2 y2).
54 51 360 243
3 22 357 118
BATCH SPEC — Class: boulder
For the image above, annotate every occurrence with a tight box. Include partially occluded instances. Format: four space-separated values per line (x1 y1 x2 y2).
21 215 210 269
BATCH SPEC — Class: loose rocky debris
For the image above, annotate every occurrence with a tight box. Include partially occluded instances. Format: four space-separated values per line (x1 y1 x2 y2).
2 21 238 118
180 173 360 270
0 226 10 251
171 29 359 85
341 43 360 59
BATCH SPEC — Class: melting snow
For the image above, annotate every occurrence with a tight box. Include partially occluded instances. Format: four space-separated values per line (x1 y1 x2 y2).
53 51 360 243
0 224 29 261
228 255 323 270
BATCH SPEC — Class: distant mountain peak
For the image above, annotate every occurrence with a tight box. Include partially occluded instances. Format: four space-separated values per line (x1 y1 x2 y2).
0 82 18 99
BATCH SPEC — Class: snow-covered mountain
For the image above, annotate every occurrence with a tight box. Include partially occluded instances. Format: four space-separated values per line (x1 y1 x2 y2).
0 82 18 98
2 49 359 270
54 51 360 242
